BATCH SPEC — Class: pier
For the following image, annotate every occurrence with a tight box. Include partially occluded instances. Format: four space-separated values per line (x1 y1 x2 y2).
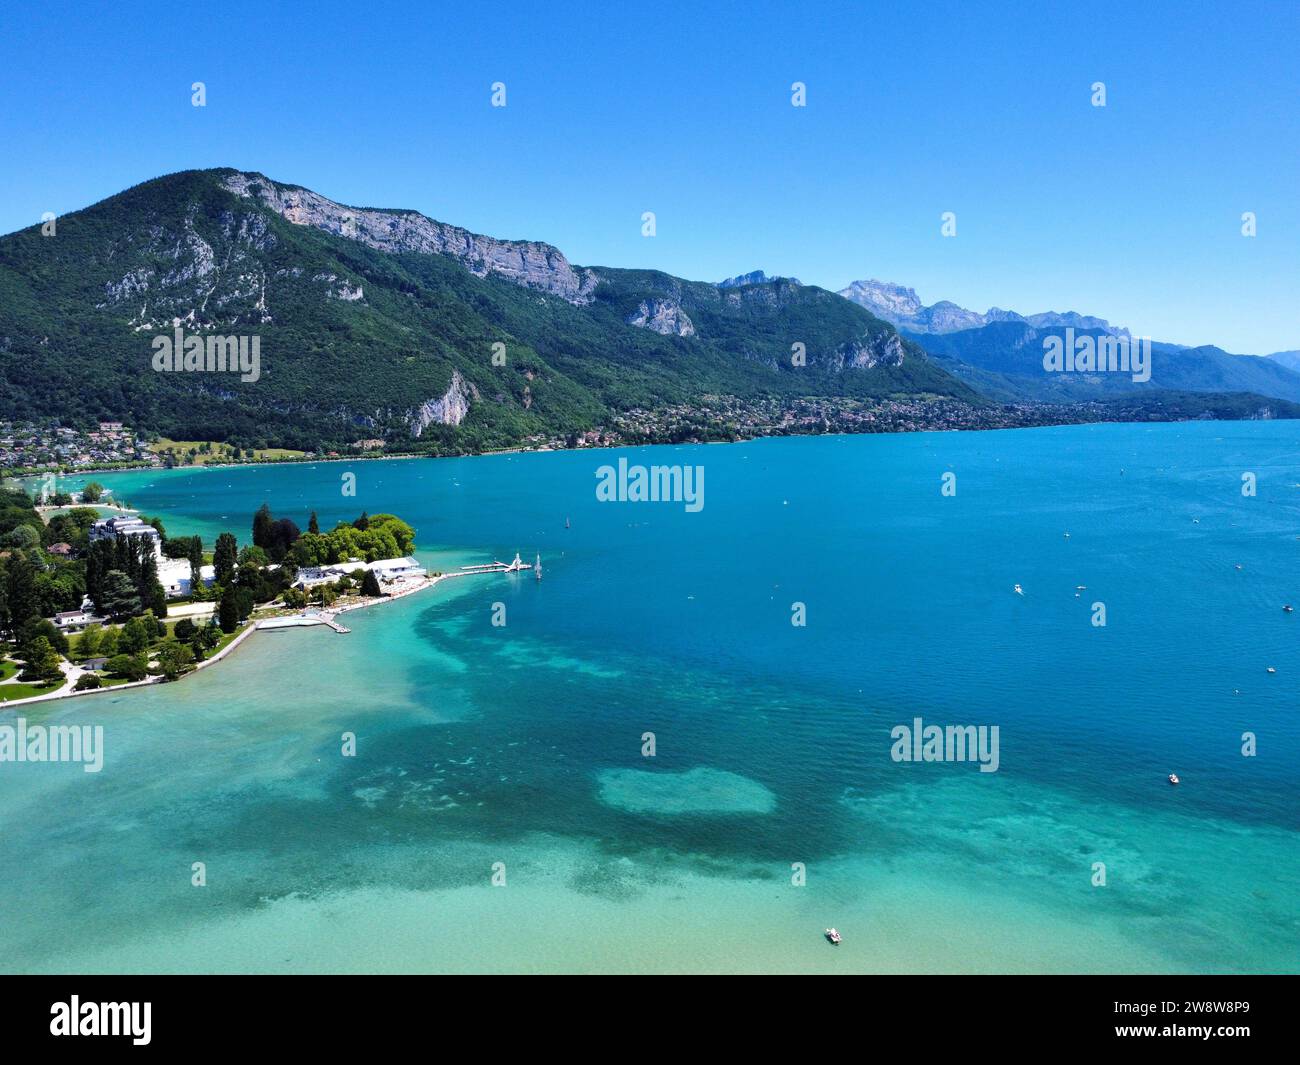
460 552 533 575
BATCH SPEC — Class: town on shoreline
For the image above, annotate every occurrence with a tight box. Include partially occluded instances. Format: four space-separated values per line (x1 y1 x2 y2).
6 389 1280 481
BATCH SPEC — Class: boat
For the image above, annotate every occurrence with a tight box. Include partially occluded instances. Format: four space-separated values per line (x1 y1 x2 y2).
535 553 542 581
1168 773 1180 786
824 928 842 945
1284 605 1294 613
1267 667 1277 674
1013 584 1023 595
565 517 570 529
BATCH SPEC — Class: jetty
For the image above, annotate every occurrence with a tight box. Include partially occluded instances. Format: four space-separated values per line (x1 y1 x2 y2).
460 552 534 575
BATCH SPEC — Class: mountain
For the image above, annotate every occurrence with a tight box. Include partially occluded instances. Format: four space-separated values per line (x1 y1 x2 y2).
717 270 801 288
839 279 1125 336
1265 350 1300 372
913 321 1300 404
0 170 972 453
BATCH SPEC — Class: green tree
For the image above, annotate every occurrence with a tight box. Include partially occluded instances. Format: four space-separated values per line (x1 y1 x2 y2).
4 553 40 630
218 585 240 633
101 570 142 620
98 626 120 657
187 536 204 586
105 653 147 681
173 617 197 642
73 624 104 659
156 639 194 680
19 636 63 683
81 482 104 503
120 616 148 654
73 674 102 691
361 569 383 597
252 503 273 550
213 533 238 586
308 511 320 534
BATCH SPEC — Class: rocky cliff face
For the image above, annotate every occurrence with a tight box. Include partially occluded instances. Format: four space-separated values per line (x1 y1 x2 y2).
222 171 599 305
407 370 480 436
839 277 1127 337
832 330 905 370
626 298 695 337
99 207 278 330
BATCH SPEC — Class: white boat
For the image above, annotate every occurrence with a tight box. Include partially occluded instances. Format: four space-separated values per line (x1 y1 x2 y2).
1267 667 1277 674
1168 773 1180 786
1013 584 1023 595
824 928 842 945
535 554 542 581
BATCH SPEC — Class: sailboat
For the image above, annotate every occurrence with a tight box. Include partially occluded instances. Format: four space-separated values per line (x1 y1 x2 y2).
535 554 543 581
565 517 571 529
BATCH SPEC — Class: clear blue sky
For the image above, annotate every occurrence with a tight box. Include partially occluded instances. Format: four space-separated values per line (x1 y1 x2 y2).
1 0 1297 352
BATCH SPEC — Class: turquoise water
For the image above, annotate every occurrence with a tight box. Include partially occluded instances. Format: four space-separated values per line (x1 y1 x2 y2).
4 421 1299 973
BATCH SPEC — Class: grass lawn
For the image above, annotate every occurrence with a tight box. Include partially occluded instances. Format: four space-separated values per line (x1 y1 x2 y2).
0 659 18 682
0 679 65 702
148 439 305 465
209 625 247 656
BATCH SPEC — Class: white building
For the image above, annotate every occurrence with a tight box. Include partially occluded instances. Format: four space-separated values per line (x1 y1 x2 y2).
292 556 426 591
53 608 98 632
89 516 163 560
158 559 216 598
371 556 426 582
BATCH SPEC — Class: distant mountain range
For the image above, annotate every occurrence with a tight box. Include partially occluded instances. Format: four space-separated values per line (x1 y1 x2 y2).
1265 350 1300 372
839 279 1127 336
836 277 1300 406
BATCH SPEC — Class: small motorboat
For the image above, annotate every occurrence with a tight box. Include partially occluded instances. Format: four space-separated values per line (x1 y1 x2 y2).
1013 584 1024 595
1168 773 1180 786
824 928 842 945
1267 667 1277 674
1235 564 1243 571
1284 605 1294 613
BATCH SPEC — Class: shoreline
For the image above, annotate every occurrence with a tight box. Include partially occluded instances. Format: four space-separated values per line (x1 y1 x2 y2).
7 413 1286 484
0 565 503 713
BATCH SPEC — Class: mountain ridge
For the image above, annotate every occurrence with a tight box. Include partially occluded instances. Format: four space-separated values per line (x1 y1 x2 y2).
0 168 972 454
839 278 1127 336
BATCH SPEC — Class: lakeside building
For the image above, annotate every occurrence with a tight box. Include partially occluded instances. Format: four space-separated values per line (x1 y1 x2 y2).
292 556 427 591
89 516 163 560
53 608 103 632
158 559 216 598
